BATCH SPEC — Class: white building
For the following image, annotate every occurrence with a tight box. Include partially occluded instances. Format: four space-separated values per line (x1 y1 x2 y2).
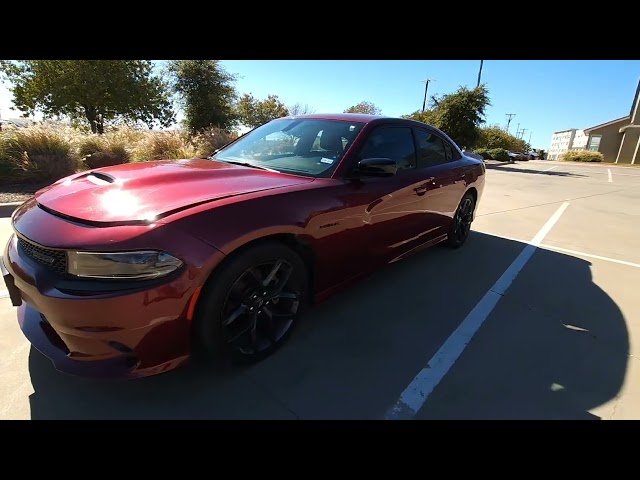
549 129 576 160
548 128 588 160
571 129 588 150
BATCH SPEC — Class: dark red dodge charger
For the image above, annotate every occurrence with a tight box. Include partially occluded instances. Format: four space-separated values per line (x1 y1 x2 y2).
1 114 485 378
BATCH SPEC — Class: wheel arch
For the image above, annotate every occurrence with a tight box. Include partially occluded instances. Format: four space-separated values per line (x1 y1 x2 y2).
190 232 318 326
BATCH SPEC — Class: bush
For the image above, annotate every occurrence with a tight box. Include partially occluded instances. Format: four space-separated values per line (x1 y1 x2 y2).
560 150 603 162
473 148 491 159
0 125 77 185
191 127 236 157
78 135 130 169
131 131 198 162
0 123 238 185
472 147 510 161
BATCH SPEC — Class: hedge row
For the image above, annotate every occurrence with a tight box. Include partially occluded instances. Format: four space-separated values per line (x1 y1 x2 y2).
560 150 603 162
472 147 511 162
0 123 235 186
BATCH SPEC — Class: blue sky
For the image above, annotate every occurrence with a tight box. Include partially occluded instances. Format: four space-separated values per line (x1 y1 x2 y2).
2 60 639 150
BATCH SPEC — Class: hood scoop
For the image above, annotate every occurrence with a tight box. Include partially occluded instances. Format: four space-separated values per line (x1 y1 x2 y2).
83 172 116 186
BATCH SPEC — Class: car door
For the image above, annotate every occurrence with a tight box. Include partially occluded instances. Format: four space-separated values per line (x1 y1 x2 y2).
412 127 467 234
336 125 442 263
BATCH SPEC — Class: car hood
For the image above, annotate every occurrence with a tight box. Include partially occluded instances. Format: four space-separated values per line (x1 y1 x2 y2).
34 158 314 225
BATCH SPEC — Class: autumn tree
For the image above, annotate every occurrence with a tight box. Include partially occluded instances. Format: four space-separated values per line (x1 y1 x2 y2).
167 60 238 134
0 60 174 134
477 125 528 152
236 94 289 128
344 101 382 115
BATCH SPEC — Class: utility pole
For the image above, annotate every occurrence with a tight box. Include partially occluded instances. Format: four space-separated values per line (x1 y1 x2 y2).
516 123 520 137
520 128 527 140
528 131 532 144
421 78 435 113
477 60 484 88
505 113 516 132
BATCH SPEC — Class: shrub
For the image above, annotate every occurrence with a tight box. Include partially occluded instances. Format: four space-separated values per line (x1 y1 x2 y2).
191 127 236 157
131 131 198 162
0 125 77 185
473 148 491 159
488 148 510 162
560 150 603 162
78 134 130 169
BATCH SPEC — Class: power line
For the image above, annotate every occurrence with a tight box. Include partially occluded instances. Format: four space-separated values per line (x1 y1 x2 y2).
421 78 435 112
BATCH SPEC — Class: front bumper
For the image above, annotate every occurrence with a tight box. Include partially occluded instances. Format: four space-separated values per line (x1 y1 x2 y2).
3 234 194 379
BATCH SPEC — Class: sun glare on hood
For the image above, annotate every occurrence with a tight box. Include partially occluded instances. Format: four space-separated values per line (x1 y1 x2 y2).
100 190 155 220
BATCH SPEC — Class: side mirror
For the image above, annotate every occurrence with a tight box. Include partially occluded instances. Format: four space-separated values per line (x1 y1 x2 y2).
355 157 397 177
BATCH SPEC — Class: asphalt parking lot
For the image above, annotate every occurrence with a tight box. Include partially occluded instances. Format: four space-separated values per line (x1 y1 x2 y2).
1 159 639 420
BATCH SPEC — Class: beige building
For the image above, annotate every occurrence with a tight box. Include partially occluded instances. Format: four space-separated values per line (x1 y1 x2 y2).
548 79 640 163
583 79 640 164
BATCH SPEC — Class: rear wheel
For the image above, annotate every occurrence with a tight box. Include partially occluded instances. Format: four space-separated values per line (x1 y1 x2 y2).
446 193 476 249
193 242 308 366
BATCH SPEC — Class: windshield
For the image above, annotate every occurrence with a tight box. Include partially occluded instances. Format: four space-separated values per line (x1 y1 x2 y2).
211 118 365 178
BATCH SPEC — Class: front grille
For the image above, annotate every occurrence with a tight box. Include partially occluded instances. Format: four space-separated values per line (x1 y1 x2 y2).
17 236 68 276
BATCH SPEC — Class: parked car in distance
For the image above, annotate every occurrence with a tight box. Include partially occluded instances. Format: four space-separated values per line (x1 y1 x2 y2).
1 113 486 379
507 151 528 162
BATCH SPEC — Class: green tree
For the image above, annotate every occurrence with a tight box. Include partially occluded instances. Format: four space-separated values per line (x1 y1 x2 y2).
402 110 438 125
0 60 174 134
236 94 289 128
344 101 382 115
167 60 238 134
477 124 528 151
428 85 491 148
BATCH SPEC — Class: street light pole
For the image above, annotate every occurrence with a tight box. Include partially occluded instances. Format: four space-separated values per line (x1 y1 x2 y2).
421 78 435 113
477 60 484 88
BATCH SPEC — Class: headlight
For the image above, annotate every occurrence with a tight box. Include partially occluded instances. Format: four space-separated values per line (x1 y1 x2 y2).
67 250 183 280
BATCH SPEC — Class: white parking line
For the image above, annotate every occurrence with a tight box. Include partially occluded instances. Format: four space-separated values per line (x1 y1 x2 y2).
608 169 613 182
0 289 8 299
542 166 557 172
384 202 570 420
539 244 640 269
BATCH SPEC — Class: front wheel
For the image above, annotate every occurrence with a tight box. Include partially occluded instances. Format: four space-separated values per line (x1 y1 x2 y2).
446 193 476 249
193 242 309 366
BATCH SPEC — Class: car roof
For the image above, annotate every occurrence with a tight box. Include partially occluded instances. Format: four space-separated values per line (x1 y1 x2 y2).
280 113 389 123
274 114 461 152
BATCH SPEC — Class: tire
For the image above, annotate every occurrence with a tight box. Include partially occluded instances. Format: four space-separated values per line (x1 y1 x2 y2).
446 193 476 249
192 241 309 366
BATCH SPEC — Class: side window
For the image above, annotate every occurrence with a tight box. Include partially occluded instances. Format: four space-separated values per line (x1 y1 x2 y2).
443 142 453 161
358 126 417 171
413 129 448 167
443 139 462 161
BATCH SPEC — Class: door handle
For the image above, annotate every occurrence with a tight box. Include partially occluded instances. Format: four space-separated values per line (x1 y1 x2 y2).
415 178 435 196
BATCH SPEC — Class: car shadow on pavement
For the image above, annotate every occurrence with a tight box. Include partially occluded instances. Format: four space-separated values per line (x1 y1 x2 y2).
486 164 587 177
26 232 629 419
